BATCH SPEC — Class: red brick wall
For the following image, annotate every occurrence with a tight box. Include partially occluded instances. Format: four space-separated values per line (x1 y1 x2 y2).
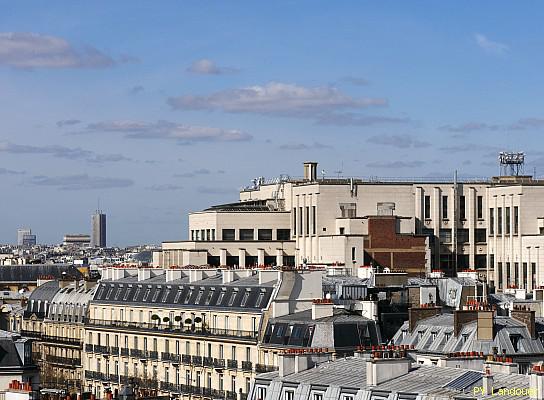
366 216 426 276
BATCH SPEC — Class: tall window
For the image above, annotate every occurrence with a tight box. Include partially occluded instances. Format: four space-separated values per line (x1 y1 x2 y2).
312 206 316 235
293 209 297 235
442 196 448 219
477 196 483 219
498 207 503 235
424 195 431 219
506 207 511 234
489 208 494 235
299 207 303 235
514 206 519 235
305 206 310 235
459 196 466 220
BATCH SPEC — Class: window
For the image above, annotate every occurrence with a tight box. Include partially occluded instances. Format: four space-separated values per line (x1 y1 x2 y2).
312 206 317 235
305 206 310 234
293 209 297 235
457 229 469 243
339 227 345 235
514 206 519 235
217 290 226 305
231 376 236 393
351 247 356 262
277 229 290 240
195 290 204 304
475 229 487 243
339 203 356 218
506 207 511 234
219 344 224 359
424 195 431 219
184 289 193 304
239 229 254 241
439 229 452 243
228 291 238 306
185 341 190 355
211 229 215 241
477 196 483 219
222 229 235 241
489 208 494 235
258 229 272 241
313 393 324 400
231 346 237 360
219 374 224 391
459 196 466 220
255 291 266 308
240 291 250 307
297 206 302 235
246 347 251 362
498 207 503 234
174 289 183 303
143 288 151 302
205 290 214 305
442 196 448 219
161 289 171 303
151 288 160 302
284 390 294 400
257 387 267 400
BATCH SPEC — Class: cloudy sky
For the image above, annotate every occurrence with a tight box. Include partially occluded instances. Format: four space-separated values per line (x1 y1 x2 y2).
1 2 543 246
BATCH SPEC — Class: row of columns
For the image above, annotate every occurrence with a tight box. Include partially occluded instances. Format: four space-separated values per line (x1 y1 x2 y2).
219 248 284 267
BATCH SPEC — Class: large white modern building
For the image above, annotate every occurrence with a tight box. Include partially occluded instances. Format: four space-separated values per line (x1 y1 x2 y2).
153 160 544 292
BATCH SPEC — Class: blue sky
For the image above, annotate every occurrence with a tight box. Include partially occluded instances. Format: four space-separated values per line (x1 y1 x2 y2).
1 1 543 246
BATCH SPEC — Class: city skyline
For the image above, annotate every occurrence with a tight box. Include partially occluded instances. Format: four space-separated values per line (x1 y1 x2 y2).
2 1 544 245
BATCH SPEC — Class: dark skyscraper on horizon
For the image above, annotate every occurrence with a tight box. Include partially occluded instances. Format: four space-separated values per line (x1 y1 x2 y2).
91 210 106 248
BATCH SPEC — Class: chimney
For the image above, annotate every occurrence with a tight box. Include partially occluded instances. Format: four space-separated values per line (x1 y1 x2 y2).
530 366 544 400
511 306 536 339
312 299 334 320
454 310 479 337
278 350 332 377
477 310 494 340
303 162 318 181
166 269 186 283
482 367 494 396
408 305 441 332
84 278 97 291
366 355 411 386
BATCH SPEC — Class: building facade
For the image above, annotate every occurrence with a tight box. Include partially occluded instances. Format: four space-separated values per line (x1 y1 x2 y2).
155 161 544 291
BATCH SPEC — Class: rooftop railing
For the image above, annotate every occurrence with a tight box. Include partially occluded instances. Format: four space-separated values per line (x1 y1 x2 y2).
86 319 258 341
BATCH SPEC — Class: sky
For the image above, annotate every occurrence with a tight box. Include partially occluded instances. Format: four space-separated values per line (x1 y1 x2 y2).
1 1 544 246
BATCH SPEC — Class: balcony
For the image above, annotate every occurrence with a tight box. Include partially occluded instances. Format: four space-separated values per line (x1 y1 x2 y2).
130 349 144 358
121 348 129 356
227 359 238 369
162 352 181 363
42 334 81 347
182 354 191 364
94 345 109 355
203 356 214 367
241 361 252 371
86 319 258 342
45 354 81 368
159 383 237 399
192 355 203 365
255 364 278 373
110 346 119 355
85 344 94 353
146 350 159 360
214 358 225 368
20 329 42 339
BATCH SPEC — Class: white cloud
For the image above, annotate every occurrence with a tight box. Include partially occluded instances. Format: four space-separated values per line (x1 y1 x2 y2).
475 33 509 55
186 59 237 75
366 134 430 148
29 174 134 190
167 82 386 120
0 32 118 68
84 120 252 143
0 141 130 163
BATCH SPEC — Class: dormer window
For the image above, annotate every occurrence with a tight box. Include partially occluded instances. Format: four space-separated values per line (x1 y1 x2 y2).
510 334 522 352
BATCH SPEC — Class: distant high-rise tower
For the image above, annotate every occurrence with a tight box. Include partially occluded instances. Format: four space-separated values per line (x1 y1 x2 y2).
17 228 34 246
91 211 106 248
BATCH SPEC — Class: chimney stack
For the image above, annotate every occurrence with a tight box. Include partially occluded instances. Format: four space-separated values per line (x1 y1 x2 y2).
303 162 318 181
511 306 537 339
408 305 441 332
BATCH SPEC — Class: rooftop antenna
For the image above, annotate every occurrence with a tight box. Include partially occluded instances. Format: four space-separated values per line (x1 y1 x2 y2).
97 197 101 213
334 161 344 178
498 151 525 176
321 169 326 180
